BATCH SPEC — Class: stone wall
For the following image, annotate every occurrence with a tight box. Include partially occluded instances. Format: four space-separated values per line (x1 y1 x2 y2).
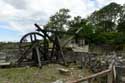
63 51 124 73
63 51 96 64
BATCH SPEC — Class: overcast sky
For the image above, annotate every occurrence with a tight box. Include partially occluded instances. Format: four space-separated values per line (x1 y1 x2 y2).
0 0 125 41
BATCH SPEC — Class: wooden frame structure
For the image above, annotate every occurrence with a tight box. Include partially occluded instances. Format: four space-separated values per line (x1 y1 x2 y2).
17 23 83 67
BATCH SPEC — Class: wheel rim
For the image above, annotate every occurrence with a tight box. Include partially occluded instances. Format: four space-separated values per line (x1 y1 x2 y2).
19 32 49 61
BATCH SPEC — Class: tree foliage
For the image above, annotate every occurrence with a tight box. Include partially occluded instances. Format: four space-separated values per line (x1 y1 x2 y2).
45 2 125 47
95 20 115 32
88 2 122 24
87 2 125 46
68 16 94 43
117 21 125 32
45 8 71 31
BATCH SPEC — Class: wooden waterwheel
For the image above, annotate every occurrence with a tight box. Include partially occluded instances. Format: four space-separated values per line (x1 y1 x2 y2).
18 32 49 67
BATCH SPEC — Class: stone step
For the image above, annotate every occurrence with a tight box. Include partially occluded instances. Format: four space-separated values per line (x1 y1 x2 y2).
0 60 6 63
0 62 11 66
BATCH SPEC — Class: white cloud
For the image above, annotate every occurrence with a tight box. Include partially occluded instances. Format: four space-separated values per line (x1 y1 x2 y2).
0 0 125 34
4 0 27 9
96 0 125 7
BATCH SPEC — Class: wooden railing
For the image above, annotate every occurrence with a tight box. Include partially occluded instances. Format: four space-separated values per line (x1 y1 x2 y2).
67 63 116 83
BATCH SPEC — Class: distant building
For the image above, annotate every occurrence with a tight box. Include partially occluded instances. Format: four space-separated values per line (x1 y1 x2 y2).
67 39 89 52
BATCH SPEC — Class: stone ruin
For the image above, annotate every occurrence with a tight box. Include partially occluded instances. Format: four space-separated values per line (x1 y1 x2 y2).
63 51 124 73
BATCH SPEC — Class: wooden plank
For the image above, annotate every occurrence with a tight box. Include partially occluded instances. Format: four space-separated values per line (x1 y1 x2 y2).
113 65 116 82
69 69 111 83
66 61 115 83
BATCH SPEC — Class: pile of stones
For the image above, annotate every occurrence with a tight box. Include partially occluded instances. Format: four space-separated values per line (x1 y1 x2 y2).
83 52 124 73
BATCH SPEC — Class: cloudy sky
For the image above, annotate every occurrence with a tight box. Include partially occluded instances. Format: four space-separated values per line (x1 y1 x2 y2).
0 0 125 41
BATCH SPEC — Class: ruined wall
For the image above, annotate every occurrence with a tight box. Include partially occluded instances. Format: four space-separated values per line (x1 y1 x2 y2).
63 51 124 72
89 45 125 56
63 51 97 64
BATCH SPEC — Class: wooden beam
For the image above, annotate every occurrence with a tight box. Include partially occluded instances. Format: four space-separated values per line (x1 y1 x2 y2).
35 47 42 68
66 62 116 83
67 66 113 83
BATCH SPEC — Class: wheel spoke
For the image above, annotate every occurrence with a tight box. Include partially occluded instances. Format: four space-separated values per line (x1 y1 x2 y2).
34 34 37 41
30 34 33 42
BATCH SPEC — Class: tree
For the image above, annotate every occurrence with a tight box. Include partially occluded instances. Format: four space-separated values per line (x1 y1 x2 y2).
68 17 94 43
117 4 125 33
88 2 122 24
68 16 86 32
87 2 125 45
117 21 125 32
92 32 118 45
88 2 122 33
43 3 125 46
96 20 115 32
45 8 71 31
114 33 125 44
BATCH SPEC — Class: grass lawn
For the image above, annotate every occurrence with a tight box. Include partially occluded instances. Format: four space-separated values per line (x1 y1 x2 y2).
0 64 92 83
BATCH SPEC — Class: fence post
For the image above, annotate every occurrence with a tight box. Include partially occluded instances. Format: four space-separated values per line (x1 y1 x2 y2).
107 70 113 83
88 78 93 83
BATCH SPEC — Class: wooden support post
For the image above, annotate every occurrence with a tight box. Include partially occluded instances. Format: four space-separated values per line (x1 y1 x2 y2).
80 57 85 69
56 36 66 65
113 65 116 83
88 78 93 83
107 71 113 83
96 77 102 83
107 62 114 83
35 47 42 68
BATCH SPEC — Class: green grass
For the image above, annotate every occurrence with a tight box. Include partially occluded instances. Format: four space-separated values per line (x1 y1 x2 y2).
0 64 92 83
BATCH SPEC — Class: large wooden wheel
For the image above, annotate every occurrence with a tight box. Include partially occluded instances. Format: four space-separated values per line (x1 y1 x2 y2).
18 32 49 64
